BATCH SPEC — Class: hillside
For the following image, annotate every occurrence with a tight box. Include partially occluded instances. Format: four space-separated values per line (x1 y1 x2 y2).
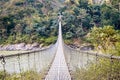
0 0 120 46
0 0 62 45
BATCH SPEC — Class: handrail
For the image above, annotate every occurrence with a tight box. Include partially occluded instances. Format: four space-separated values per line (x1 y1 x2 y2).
64 44 120 60
0 43 56 59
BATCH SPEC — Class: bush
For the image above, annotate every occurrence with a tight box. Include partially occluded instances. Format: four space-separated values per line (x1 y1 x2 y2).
0 70 45 80
44 36 57 46
64 39 73 44
72 58 120 80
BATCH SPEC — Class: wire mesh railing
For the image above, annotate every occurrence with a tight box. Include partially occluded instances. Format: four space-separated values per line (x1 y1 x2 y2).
0 42 58 80
63 44 120 80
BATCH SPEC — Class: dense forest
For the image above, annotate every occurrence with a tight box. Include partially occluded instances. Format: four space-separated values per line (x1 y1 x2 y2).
0 0 59 45
0 0 120 46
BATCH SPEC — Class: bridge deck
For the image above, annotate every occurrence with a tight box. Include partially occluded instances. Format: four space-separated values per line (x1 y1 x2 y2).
45 21 71 80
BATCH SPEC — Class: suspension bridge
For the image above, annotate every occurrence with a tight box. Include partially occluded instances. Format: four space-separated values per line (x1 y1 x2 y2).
0 19 120 80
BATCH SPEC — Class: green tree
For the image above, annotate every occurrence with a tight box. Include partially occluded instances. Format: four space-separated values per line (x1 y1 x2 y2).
88 25 120 54
101 4 120 29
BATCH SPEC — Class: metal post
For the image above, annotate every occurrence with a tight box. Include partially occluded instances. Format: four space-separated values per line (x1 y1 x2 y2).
17 54 23 79
95 53 98 80
81 51 83 68
34 51 36 71
38 51 40 72
40 51 42 72
78 50 80 68
18 54 21 73
1 55 6 80
41 50 43 71
109 55 113 80
117 59 120 79
87 52 89 65
28 53 30 71
69 49 72 69
13 62 15 73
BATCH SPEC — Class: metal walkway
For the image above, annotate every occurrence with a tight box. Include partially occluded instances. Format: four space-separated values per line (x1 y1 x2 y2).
45 21 71 80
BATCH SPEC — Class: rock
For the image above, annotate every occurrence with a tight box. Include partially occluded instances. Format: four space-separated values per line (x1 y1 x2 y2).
69 44 79 49
30 43 43 50
15 43 25 50
2 45 10 50
0 43 43 51
8 45 15 51
1 44 15 51
25 44 32 50
39 44 43 48
80 45 94 51
32 43 39 48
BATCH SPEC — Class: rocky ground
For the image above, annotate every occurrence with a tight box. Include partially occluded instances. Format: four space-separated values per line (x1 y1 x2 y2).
0 42 94 51
0 43 43 51
67 38 94 51
68 44 94 51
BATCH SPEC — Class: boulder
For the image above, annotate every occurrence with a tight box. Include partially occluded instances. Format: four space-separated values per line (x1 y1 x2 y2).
4 45 10 50
39 44 43 48
69 44 79 49
31 43 39 48
0 43 44 51
80 45 94 51
7 45 15 51
15 43 25 50
25 44 32 50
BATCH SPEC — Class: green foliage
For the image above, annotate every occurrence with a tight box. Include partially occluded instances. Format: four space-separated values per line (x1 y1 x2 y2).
5 35 15 44
88 26 120 54
73 58 120 80
65 32 74 39
0 0 59 45
101 4 120 29
0 39 5 45
0 0 120 46
2 34 57 46
0 70 44 80
111 0 120 10
82 19 120 80
62 0 119 42
44 36 57 46
64 39 73 44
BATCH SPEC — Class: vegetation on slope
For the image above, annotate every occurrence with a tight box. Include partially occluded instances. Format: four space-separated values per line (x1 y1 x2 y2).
60 0 120 44
88 26 120 55
67 1 120 79
71 23 120 79
73 25 120 80
0 0 120 50
73 58 120 80
0 0 59 45
0 70 45 80
0 0 120 45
